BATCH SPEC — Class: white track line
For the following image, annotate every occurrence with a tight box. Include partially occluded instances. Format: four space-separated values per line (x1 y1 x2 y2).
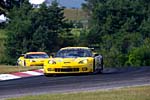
22 71 43 76
38 69 44 71
0 74 21 80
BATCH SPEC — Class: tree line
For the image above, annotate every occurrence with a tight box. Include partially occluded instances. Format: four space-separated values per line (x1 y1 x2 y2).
0 0 150 67
83 0 150 67
0 0 74 64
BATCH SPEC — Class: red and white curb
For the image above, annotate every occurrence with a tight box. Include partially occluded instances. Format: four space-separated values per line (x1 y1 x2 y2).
0 69 44 81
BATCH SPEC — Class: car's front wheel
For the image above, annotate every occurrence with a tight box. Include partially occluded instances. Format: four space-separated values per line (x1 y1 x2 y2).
44 73 55 77
23 60 26 67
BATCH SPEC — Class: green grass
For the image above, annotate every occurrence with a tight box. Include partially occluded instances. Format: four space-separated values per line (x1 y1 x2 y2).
7 86 150 100
0 65 43 74
0 29 7 39
64 8 87 21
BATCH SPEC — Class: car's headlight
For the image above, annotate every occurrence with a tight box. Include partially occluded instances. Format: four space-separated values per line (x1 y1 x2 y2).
48 60 56 64
79 59 88 64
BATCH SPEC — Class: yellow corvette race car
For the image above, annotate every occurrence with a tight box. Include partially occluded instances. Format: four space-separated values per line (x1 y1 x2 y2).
17 52 49 67
44 47 103 76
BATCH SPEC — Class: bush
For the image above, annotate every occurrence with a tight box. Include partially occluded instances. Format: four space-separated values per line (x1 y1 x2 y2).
127 39 150 66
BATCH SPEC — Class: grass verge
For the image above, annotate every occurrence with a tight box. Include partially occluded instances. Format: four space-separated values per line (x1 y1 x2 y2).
0 65 43 74
7 86 150 100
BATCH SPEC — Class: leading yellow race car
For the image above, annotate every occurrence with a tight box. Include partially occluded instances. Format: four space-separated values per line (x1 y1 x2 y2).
44 47 103 76
17 52 49 67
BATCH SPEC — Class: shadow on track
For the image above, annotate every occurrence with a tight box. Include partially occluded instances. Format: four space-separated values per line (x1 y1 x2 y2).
102 66 150 74
44 66 150 77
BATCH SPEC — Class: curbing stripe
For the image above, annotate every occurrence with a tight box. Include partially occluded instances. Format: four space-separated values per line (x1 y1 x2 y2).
0 74 21 80
33 69 44 73
0 69 44 81
22 71 43 76
11 72 32 77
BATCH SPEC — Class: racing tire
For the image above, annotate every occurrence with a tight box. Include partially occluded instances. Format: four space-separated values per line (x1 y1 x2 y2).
44 73 50 77
44 73 55 77
16 62 19 66
93 58 103 74
23 60 26 67
93 69 102 74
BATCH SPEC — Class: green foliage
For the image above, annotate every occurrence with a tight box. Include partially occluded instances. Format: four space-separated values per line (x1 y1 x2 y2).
83 0 150 67
0 0 24 15
4 0 72 64
69 28 88 46
4 0 32 64
127 38 150 66
0 30 6 64
2 0 150 67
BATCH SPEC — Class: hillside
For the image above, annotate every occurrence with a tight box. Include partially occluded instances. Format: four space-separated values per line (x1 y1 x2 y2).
64 8 87 21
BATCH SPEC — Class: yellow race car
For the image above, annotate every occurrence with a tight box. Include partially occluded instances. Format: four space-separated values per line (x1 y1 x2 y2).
44 47 103 76
17 52 49 67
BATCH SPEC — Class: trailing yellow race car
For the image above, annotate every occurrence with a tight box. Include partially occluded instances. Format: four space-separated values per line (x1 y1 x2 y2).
17 52 49 67
44 47 103 76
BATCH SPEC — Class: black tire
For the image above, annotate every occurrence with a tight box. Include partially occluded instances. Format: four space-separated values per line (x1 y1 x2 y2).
93 58 103 74
16 61 19 66
44 73 55 77
93 68 102 74
16 59 21 66
44 73 50 77
23 60 26 67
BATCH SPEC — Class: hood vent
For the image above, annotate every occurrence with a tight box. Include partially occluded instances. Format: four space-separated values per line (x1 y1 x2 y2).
64 62 71 64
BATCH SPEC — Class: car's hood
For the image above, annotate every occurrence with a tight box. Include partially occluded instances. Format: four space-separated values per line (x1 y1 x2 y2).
53 57 92 63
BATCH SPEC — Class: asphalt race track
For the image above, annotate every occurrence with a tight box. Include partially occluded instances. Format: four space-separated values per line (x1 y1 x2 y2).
0 67 150 99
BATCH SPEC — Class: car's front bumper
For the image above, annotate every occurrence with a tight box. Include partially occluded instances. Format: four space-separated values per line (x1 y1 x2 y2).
44 64 94 74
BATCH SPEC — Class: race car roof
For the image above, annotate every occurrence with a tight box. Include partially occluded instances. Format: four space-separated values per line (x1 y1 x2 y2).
26 52 47 55
60 47 90 50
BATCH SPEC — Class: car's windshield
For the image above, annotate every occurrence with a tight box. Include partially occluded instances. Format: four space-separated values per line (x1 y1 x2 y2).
56 49 92 58
25 54 49 59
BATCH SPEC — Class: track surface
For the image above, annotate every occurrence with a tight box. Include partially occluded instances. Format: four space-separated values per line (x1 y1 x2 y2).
0 67 150 99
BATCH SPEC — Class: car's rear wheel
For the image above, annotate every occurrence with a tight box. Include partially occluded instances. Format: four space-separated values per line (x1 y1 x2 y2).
93 58 103 74
93 69 102 74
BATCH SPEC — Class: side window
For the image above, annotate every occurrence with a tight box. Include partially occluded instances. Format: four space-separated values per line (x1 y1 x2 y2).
24 55 30 59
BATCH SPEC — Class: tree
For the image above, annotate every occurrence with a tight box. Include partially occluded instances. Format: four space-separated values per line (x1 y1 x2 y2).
31 1 72 52
0 0 24 15
127 38 150 66
5 0 72 64
83 0 150 67
5 0 32 64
